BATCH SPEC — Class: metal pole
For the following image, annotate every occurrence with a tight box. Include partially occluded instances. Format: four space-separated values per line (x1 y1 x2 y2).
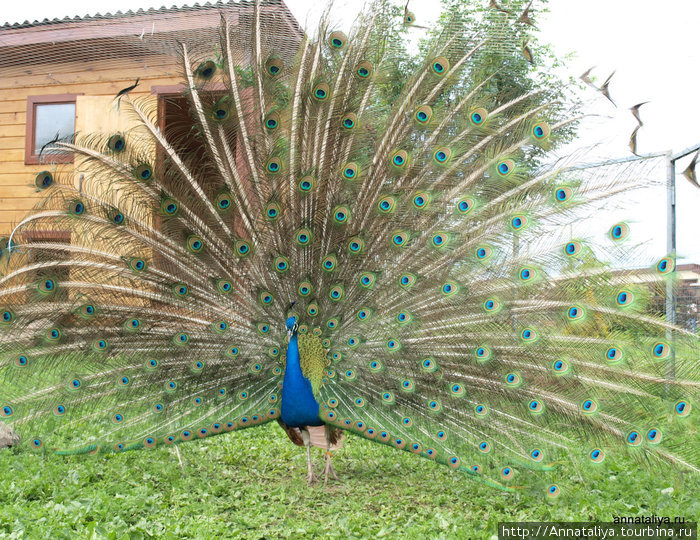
665 151 676 388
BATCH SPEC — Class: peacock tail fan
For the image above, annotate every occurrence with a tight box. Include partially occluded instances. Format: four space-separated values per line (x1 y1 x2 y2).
0 0 697 497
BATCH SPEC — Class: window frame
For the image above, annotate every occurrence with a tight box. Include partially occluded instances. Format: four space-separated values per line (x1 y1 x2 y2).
24 94 82 165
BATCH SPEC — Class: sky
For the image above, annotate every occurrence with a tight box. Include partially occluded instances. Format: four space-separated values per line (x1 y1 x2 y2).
3 0 699 262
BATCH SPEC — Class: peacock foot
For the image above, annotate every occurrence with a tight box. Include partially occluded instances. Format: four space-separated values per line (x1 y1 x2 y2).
323 452 339 486
306 470 318 485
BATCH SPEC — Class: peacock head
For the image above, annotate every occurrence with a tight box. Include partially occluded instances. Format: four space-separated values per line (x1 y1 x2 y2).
286 316 298 340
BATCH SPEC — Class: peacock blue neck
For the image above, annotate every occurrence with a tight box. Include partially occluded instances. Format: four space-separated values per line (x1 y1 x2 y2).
280 332 324 428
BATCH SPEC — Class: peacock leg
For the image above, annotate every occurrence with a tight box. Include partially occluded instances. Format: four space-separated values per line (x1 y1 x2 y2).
322 425 339 485
301 429 317 484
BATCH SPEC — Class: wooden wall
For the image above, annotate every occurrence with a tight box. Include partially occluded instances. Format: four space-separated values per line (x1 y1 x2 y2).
0 54 181 236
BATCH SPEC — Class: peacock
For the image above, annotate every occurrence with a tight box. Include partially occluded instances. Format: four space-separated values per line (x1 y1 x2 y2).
0 0 698 496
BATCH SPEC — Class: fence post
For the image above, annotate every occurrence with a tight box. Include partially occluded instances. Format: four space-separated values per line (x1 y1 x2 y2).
665 151 676 390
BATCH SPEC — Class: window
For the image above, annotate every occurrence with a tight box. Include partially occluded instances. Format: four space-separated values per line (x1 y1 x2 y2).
25 94 80 165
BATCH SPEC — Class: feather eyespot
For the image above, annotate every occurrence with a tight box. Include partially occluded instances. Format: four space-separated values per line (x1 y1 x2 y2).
431 56 449 75
531 122 550 140
341 113 357 130
412 192 430 209
259 291 274 305
555 186 572 202
357 273 376 291
47 327 61 341
329 285 344 301
421 357 438 372
552 359 569 374
273 256 290 273
161 199 179 216
433 147 451 164
484 298 500 312
674 401 691 417
38 279 56 294
528 400 544 414
264 113 279 131
414 105 432 124
652 341 671 359
298 176 315 193
356 308 372 321
396 311 412 324
348 236 364 254
211 99 230 121
581 399 598 414
456 197 474 215
564 241 581 256
328 31 347 49
235 239 253 257
332 206 350 224
475 245 492 260
655 256 674 275
35 171 53 190
567 305 584 321
68 200 85 216
589 448 605 463
266 158 283 174
265 57 283 76
646 428 662 445
474 346 491 361
295 228 313 247
496 159 514 177
470 108 487 125
609 222 630 241
342 162 358 179
351 59 372 80
427 400 441 412
298 281 312 297
377 195 397 214
386 339 400 351
391 150 408 168
431 232 449 248
0 308 15 326
129 258 147 272
313 83 330 100
196 60 216 79
107 134 125 152
626 430 641 446
14 355 29 367
505 373 521 386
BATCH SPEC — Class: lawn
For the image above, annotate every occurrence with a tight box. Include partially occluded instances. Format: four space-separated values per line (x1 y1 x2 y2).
0 422 697 539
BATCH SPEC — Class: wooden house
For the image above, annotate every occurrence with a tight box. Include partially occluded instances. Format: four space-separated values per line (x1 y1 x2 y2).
0 0 301 241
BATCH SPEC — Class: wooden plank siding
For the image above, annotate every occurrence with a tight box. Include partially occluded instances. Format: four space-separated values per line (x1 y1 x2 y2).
0 56 180 235
0 1 303 237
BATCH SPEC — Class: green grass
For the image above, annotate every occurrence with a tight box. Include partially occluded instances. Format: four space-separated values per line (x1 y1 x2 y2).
0 422 697 539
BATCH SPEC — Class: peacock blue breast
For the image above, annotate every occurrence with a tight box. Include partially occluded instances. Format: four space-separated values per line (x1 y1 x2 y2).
280 332 324 428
